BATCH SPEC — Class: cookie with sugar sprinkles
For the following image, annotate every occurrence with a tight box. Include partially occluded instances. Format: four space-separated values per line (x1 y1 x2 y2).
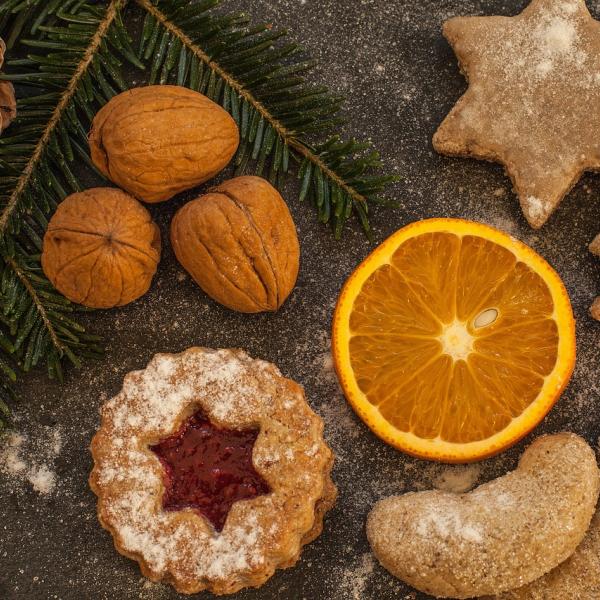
434 0 600 228
485 510 600 599
89 347 336 595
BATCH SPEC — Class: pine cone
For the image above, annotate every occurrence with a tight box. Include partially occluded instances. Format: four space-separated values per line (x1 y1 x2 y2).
0 38 16 135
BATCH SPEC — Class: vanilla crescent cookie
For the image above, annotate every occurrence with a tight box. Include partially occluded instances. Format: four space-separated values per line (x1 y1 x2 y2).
366 433 599 599
434 0 600 229
90 348 336 595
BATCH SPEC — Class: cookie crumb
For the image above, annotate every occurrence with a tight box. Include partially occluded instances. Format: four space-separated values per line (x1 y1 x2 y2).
432 464 481 493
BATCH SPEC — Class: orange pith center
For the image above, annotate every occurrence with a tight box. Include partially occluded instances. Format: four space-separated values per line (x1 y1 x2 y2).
348 232 559 444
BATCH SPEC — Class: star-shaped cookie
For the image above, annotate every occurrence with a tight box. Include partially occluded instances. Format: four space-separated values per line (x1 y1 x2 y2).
434 0 600 228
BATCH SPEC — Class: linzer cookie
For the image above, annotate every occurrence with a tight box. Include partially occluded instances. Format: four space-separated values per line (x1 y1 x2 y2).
89 348 336 595
434 0 600 228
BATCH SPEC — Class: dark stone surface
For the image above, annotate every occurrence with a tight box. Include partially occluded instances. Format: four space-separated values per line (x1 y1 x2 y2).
0 1 598 599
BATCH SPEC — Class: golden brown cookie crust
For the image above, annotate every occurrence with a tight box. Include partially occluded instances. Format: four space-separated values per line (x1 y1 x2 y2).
434 0 600 229
90 347 336 595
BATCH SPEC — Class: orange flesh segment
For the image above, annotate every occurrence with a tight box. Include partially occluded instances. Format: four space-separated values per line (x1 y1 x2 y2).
347 231 559 444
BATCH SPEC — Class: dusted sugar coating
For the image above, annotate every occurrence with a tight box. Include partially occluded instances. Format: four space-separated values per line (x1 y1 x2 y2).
150 410 270 532
41 188 161 308
434 0 600 229
89 85 239 203
366 433 599 599
89 348 336 595
486 510 600 599
171 176 300 313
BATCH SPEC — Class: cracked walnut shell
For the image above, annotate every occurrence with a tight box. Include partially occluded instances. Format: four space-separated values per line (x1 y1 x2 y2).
89 85 239 203
42 188 161 308
170 176 300 313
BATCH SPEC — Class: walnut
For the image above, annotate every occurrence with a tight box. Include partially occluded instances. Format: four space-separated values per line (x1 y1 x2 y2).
42 188 161 308
170 176 300 313
89 85 239 203
0 38 16 134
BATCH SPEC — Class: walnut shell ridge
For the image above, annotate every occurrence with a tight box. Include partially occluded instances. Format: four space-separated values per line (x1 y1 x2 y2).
170 176 300 313
89 85 239 203
42 187 161 308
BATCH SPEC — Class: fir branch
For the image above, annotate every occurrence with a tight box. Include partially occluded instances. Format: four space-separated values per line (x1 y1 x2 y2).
5 254 62 353
0 0 398 429
137 0 369 210
0 0 125 234
0 0 141 427
135 0 398 237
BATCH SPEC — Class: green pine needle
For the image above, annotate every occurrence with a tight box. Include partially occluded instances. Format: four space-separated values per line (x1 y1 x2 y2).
0 0 398 428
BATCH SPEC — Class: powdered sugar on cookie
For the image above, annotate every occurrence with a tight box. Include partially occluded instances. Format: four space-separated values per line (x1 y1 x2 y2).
434 0 600 229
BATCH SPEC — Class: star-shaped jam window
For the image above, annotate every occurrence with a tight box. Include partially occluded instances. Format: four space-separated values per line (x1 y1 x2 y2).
150 410 270 532
433 0 600 228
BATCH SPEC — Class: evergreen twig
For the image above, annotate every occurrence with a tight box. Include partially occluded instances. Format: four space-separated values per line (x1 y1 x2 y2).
0 0 398 428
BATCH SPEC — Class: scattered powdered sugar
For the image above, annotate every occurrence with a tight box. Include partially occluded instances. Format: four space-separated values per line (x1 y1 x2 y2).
315 351 338 385
335 553 376 600
110 350 266 434
1 433 26 475
27 465 56 495
50 428 62 455
540 14 577 56
0 426 63 496
525 196 550 221
482 0 590 83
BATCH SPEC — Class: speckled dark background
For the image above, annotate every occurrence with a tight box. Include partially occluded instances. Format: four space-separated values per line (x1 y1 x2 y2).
1 0 598 599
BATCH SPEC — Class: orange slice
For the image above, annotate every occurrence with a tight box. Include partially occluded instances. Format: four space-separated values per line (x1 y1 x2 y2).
332 219 575 462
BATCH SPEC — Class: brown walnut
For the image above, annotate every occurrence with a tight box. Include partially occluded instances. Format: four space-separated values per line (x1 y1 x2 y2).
42 188 161 308
170 176 300 313
0 38 16 135
89 85 239 203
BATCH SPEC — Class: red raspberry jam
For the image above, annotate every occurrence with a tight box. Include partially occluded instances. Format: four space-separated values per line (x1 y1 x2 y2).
150 410 270 532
